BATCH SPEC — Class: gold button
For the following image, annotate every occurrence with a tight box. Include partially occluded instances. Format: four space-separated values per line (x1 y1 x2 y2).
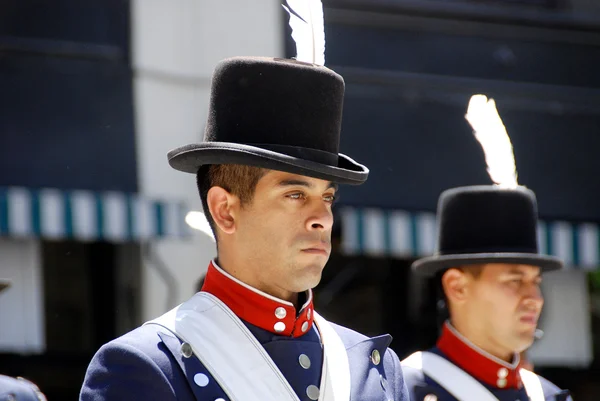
371 349 381 365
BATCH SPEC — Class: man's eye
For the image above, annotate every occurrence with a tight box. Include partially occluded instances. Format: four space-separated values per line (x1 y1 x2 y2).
288 193 305 200
324 195 336 203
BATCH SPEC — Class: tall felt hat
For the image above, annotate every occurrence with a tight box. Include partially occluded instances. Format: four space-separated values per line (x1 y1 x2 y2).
413 95 564 277
167 56 368 185
412 185 563 277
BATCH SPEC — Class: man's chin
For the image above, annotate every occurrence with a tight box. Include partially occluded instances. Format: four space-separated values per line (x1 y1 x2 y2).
515 333 536 352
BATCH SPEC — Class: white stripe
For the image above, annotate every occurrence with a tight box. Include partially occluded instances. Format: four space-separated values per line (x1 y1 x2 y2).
164 201 181 237
363 208 385 256
340 208 359 255
40 189 64 239
133 196 154 240
417 212 437 256
552 221 573 267
179 203 193 237
71 191 97 241
578 224 599 269
389 211 412 257
103 192 127 241
537 220 547 256
8 188 32 237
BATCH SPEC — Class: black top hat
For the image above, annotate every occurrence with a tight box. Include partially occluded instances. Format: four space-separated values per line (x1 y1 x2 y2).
413 186 563 277
168 57 368 185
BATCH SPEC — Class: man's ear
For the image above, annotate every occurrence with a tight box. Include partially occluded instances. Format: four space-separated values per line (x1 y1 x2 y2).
207 186 239 236
442 268 471 306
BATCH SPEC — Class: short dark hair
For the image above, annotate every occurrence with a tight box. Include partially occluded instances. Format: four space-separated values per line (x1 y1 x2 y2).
196 164 267 240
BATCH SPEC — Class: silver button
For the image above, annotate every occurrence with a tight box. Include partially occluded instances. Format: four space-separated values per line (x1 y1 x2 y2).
497 367 509 378
274 321 286 332
194 373 209 387
275 307 287 319
306 384 320 400
371 349 381 365
299 354 311 369
181 342 193 358
424 395 438 401
215 399 226 401
497 378 507 388
307 308 312 319
301 321 309 332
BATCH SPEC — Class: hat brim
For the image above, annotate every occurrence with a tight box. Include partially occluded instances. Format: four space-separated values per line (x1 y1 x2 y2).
412 253 564 277
167 142 369 185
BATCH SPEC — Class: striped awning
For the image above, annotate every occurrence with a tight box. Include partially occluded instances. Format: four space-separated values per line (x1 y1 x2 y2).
0 187 191 242
340 207 600 270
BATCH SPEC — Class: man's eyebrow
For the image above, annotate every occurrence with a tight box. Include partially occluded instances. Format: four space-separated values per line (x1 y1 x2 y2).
277 179 338 191
278 179 313 188
504 269 525 276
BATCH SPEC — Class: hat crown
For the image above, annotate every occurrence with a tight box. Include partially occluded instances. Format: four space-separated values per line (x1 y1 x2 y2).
167 56 368 185
204 57 344 155
437 186 539 256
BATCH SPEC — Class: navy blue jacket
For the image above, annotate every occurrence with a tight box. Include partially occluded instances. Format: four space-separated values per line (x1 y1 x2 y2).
80 318 410 401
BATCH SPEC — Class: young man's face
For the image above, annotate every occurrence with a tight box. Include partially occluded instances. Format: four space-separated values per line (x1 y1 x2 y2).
456 263 544 355
233 170 337 297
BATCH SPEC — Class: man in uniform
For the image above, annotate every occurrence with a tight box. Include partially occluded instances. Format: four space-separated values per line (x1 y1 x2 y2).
80 56 409 400
0 281 47 401
401 96 572 400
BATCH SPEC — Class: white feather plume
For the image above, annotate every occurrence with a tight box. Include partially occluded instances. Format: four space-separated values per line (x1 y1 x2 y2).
465 94 518 188
282 0 325 66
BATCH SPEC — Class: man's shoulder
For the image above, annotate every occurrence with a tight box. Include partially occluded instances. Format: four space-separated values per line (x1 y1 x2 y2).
103 323 168 352
0 375 45 401
325 320 409 400
81 324 188 400
327 320 393 349
328 321 369 344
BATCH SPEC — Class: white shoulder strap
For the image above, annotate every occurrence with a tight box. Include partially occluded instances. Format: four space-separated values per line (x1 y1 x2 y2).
520 369 544 401
313 312 351 401
402 351 499 401
145 292 350 401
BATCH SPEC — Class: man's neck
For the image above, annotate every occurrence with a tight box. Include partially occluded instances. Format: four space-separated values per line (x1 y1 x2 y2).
449 318 514 363
214 256 298 307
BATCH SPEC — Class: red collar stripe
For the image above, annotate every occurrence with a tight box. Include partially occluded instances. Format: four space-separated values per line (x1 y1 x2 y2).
200 262 314 338
437 322 523 389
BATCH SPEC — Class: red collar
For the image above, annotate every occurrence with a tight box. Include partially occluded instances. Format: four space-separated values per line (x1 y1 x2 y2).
437 322 523 390
200 261 314 338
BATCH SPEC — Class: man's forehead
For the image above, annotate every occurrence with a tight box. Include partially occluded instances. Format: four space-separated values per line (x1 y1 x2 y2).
483 263 541 275
260 170 337 190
